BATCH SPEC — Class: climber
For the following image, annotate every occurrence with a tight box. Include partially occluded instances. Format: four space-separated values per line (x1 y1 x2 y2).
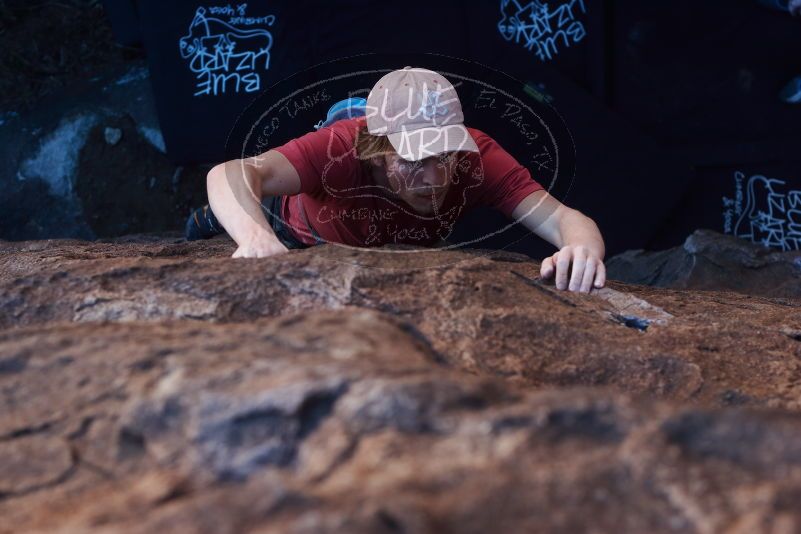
186 66 607 293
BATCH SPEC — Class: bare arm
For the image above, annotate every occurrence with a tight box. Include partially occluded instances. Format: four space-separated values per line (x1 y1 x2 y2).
512 189 606 292
206 150 303 258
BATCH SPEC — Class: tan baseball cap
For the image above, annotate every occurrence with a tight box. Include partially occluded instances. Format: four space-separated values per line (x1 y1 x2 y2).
365 66 480 161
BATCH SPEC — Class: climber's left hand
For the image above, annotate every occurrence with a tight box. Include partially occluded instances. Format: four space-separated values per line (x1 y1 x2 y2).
540 245 606 293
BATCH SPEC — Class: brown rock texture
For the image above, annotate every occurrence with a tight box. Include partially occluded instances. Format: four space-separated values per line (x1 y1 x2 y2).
2 233 801 533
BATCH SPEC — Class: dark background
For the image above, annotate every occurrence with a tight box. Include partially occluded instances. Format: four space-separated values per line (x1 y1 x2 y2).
2 0 800 258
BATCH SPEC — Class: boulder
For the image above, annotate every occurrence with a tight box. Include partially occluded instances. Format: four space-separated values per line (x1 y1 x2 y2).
607 229 801 300
1 236 801 532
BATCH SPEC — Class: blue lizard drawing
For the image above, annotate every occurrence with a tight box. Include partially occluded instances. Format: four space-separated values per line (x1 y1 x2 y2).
179 7 274 73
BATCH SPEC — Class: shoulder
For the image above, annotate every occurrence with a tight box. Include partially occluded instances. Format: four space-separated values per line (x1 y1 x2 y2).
465 125 490 144
459 125 530 185
323 116 366 145
460 126 510 169
271 117 365 198
285 116 364 154
457 126 511 171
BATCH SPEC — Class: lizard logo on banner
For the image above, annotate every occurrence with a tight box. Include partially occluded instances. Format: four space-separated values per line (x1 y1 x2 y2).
179 5 276 97
723 171 801 251
497 0 587 62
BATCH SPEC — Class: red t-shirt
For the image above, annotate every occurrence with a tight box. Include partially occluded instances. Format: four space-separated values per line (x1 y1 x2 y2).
272 116 544 247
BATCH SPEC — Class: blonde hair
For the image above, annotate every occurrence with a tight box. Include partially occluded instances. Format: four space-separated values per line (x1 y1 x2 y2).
354 124 395 172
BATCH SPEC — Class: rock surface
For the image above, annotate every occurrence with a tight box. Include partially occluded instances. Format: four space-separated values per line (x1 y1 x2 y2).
2 234 801 532
607 229 801 300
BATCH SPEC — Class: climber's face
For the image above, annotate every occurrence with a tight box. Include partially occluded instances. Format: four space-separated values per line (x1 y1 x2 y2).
381 151 458 215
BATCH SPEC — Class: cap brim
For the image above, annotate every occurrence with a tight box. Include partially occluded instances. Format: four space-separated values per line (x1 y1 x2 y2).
386 124 479 161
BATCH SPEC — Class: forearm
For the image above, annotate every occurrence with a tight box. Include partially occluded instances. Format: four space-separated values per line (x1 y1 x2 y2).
557 209 605 259
207 159 280 247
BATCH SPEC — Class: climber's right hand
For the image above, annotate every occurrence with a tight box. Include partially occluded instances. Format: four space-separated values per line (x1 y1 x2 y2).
232 236 289 258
